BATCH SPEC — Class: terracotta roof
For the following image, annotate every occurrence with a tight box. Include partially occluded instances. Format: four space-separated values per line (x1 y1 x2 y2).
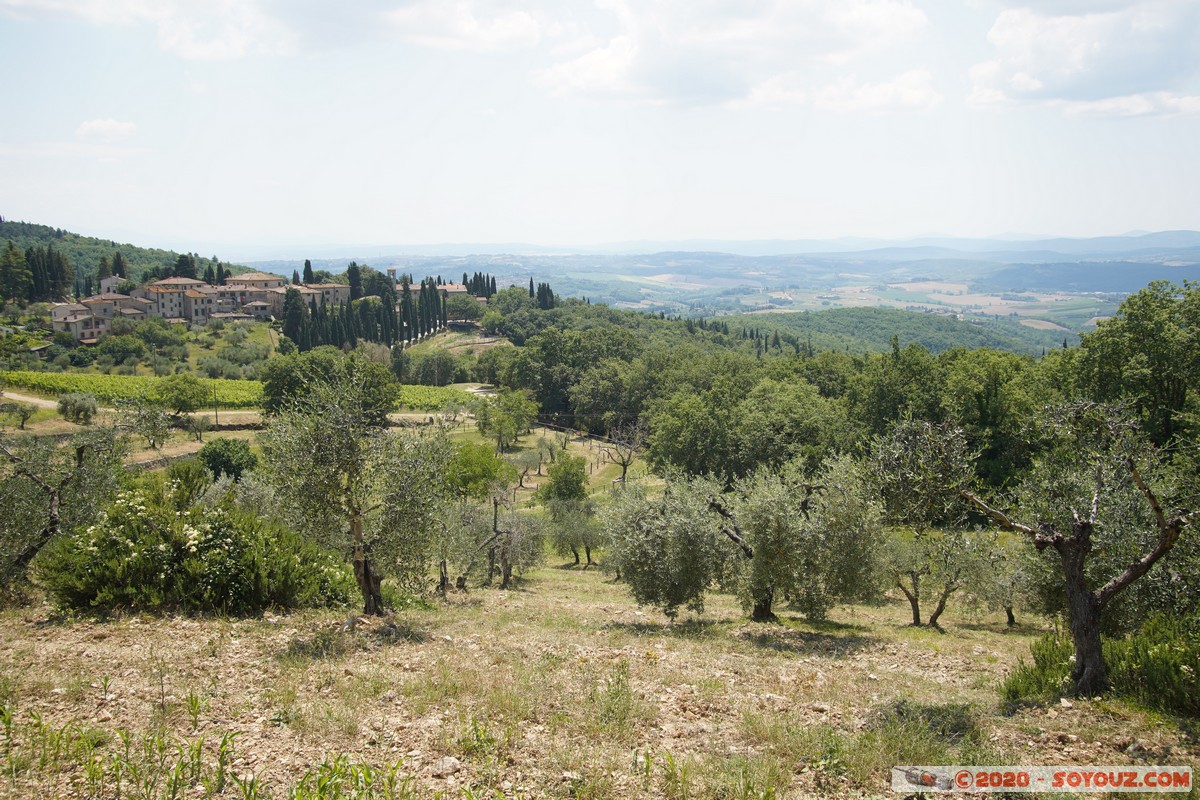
82 293 129 302
244 300 271 307
230 272 286 282
184 290 208 298
151 277 206 286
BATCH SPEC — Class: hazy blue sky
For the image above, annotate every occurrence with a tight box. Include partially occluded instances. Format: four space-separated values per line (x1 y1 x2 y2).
2 0 1198 255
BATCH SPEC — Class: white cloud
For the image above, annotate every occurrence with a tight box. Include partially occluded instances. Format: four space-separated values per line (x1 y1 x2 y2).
75 118 137 142
535 0 931 106
1053 91 1200 117
971 0 1200 115
0 0 292 59
535 33 637 97
385 1 543 51
813 69 943 112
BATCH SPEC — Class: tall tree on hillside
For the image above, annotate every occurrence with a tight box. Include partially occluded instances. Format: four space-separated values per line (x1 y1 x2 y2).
303 259 314 284
215 263 226 285
97 255 112 282
1077 280 1199 445
47 245 73 299
399 278 414 343
111 251 127 279
348 263 363 301
281 287 309 347
174 253 197 279
0 241 32 302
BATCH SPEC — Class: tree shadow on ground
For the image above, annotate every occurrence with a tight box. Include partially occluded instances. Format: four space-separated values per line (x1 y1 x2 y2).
280 618 428 663
957 620 1048 636
602 618 733 641
738 624 875 657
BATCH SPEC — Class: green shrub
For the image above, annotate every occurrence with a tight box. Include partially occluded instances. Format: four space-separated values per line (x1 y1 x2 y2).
37 490 355 614
198 438 257 481
57 392 98 424
1002 617 1200 716
1001 633 1074 709
1107 615 1200 716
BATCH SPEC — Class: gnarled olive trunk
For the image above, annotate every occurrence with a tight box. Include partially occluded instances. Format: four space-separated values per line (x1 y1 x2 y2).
751 587 776 622
898 573 922 626
1060 541 1107 696
351 514 384 616
926 584 957 629
1005 606 1016 627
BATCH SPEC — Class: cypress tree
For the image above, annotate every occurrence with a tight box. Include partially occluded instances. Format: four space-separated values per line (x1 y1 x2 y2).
303 259 314 284
282 287 308 345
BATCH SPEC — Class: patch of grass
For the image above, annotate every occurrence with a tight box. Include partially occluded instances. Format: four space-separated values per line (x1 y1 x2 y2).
586 658 652 741
400 656 469 714
281 627 368 664
872 699 983 745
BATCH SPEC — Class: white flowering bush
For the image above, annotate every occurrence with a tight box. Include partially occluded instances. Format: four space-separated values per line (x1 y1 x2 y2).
37 490 355 614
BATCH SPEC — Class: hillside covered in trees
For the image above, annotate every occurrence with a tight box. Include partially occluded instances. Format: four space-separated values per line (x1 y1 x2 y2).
1 224 1198 796
0 218 251 296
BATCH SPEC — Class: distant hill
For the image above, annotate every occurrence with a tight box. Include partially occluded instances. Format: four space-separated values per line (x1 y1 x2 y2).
723 307 1073 356
0 219 251 285
972 262 1200 294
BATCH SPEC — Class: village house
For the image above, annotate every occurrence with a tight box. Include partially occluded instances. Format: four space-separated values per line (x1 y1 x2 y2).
51 303 109 343
53 271 369 343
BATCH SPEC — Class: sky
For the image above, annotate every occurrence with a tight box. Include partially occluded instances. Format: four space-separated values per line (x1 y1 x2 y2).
2 0 1199 258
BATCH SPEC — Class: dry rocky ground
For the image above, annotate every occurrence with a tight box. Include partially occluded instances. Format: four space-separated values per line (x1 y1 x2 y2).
1 567 1196 799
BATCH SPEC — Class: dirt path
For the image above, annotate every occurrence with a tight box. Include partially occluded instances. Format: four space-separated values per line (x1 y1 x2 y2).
0 390 60 409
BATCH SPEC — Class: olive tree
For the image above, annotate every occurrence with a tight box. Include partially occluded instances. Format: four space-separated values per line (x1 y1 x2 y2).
0 425 127 588
714 456 883 621
57 392 98 425
0 402 36 430
869 417 977 626
961 403 1195 696
606 456 883 622
259 359 451 615
117 395 172 450
154 372 209 416
604 479 723 619
601 419 647 484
